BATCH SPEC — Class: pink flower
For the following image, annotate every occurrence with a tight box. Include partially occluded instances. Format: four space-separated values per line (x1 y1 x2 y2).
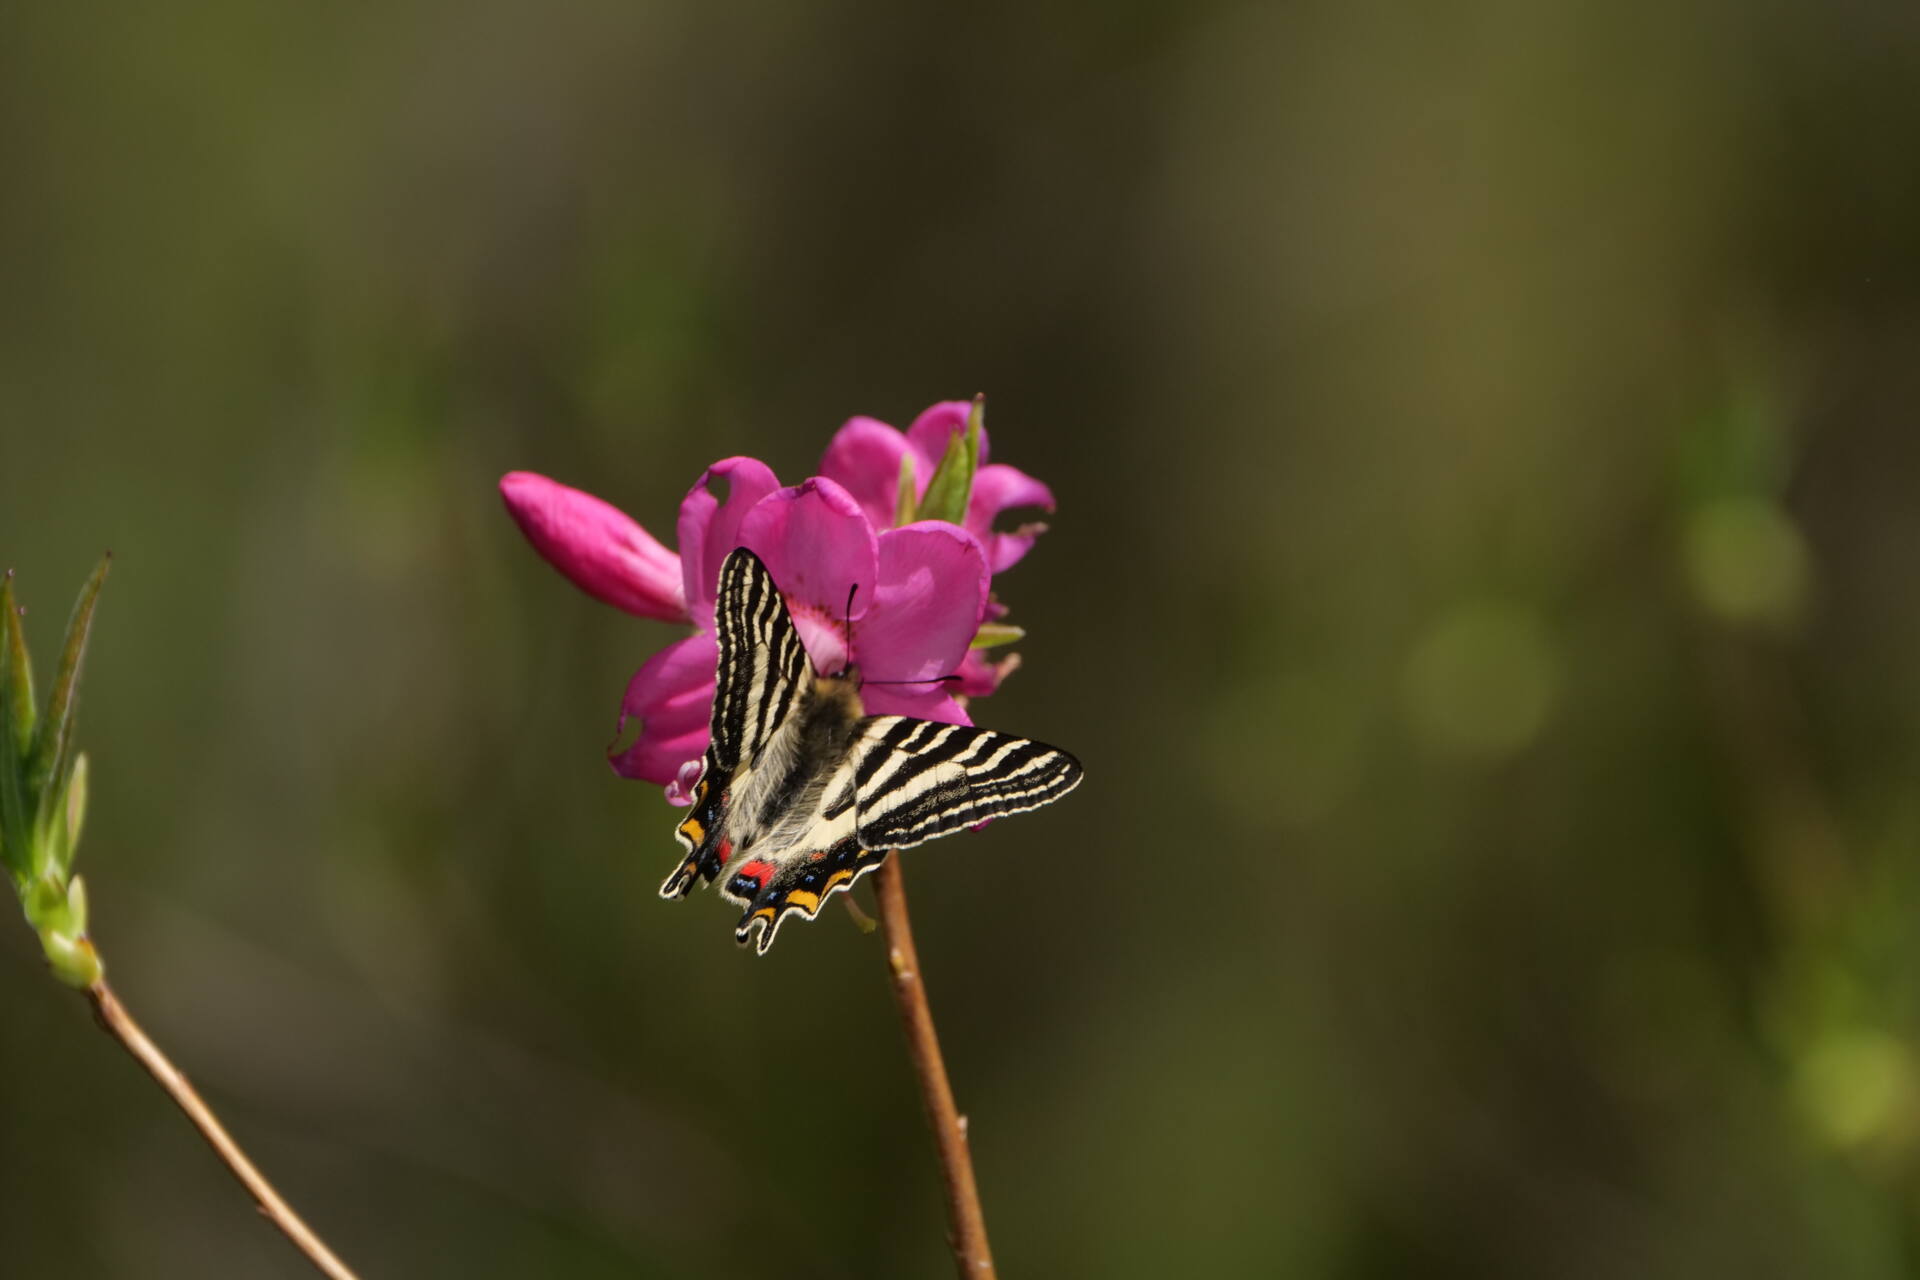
819 401 1056 572
499 471 687 622
500 414 1028 804
621 474 989 803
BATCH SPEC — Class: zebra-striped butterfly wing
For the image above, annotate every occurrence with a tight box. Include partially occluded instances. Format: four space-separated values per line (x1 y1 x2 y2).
660 547 1082 953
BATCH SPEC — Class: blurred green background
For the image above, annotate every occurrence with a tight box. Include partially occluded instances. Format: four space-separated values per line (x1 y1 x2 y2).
4 2 1920 1276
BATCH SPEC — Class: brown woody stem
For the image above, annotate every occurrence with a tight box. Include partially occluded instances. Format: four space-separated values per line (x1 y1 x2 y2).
874 854 997 1279
88 982 361 1280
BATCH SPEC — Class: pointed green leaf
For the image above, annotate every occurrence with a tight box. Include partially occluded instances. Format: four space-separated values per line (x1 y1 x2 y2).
893 453 919 527
1 571 34 757
61 752 88 873
32 806 66 883
916 395 984 525
65 874 90 936
26 554 109 806
969 622 1026 650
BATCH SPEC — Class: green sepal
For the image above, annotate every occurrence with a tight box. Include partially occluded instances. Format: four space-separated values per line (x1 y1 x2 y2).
25 554 109 808
841 894 879 934
893 454 919 527
970 622 1026 650
916 395 984 526
27 869 69 931
40 876 101 987
1 571 34 757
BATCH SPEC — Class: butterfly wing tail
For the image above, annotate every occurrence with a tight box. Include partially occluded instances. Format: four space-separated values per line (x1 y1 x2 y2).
727 840 889 955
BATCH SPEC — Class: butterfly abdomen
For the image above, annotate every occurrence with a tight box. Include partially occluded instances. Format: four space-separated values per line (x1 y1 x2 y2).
745 676 863 832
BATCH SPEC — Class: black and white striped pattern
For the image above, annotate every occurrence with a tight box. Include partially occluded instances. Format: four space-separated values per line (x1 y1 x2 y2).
841 717 1082 850
709 548 807 771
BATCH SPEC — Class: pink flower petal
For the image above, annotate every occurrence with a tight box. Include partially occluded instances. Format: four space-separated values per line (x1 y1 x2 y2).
738 478 878 673
500 472 688 622
956 647 1020 698
819 417 921 531
861 684 973 726
967 463 1056 572
858 523 989 682
613 723 710 795
666 758 706 807
676 457 782 629
903 400 989 469
609 632 716 787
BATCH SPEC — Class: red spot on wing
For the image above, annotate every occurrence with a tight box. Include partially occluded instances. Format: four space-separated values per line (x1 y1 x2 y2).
737 859 777 890
717 839 734 864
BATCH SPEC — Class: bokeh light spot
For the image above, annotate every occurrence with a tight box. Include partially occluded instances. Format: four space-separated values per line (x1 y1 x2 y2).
1795 1029 1911 1149
1402 600 1558 759
1682 496 1810 627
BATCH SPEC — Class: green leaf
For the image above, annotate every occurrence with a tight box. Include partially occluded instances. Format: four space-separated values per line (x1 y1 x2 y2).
60 752 88 875
32 750 86 881
1 571 34 757
64 873 89 936
916 394 984 525
25 554 109 808
893 453 919 526
970 622 1026 650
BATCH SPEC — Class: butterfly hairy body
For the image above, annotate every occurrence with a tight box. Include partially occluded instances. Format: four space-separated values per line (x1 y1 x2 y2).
658 547 1083 954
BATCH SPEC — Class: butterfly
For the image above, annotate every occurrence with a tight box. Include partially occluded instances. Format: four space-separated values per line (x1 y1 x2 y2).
659 546 1083 953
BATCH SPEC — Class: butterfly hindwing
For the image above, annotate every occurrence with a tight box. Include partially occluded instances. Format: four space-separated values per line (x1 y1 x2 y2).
724 837 891 955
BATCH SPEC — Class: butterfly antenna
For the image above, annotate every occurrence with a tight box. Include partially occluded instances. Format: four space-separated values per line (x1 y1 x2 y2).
836 581 859 679
861 674 964 687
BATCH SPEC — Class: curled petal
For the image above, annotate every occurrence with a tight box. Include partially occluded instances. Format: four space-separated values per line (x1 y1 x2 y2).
500 472 688 622
862 684 973 727
819 417 920 530
956 647 1020 699
859 523 989 682
904 400 989 468
967 463 1056 572
739 477 879 659
677 457 782 628
665 758 706 807
610 633 716 788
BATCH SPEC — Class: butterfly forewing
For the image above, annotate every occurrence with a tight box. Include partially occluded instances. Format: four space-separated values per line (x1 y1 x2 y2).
661 549 809 897
709 548 808 771
847 717 1083 850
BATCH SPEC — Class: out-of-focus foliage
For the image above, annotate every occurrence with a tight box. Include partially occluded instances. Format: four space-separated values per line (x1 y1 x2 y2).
3 2 1919 1276
1 560 109 987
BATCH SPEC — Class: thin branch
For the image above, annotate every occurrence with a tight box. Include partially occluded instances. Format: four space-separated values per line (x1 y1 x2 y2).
874 854 996 1279
88 981 362 1280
